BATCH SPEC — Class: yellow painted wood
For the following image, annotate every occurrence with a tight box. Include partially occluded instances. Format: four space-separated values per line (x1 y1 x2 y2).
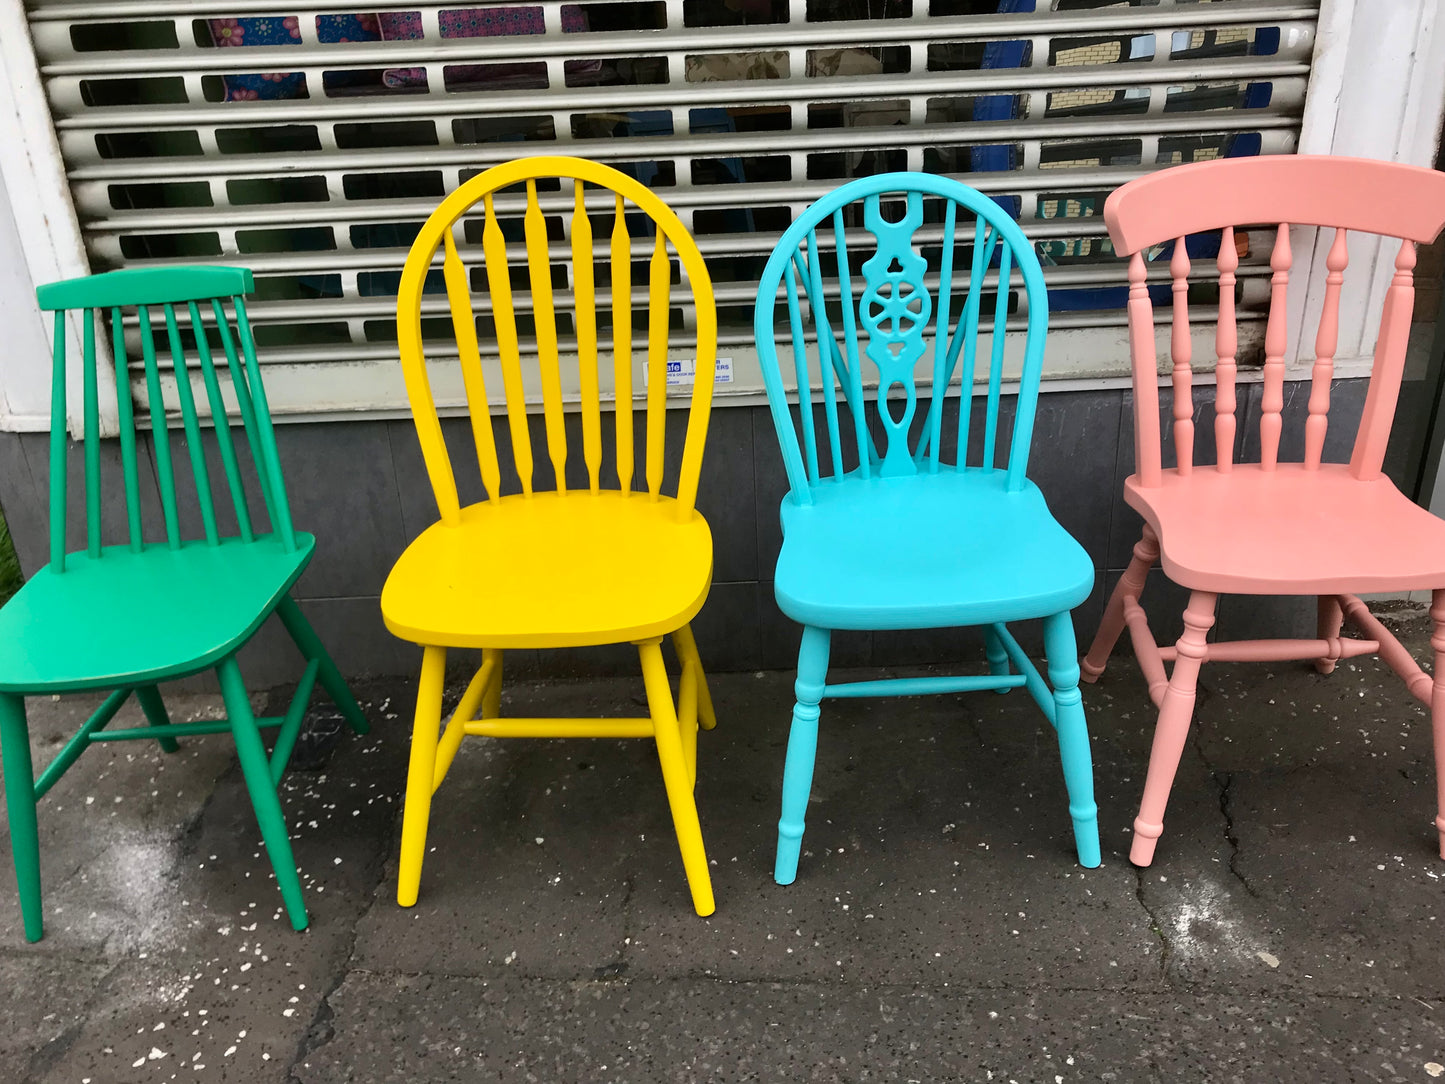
483 192 534 496
646 230 670 498
430 652 495 793
573 181 603 492
612 194 634 493
640 638 715 916
481 647 503 719
443 231 503 500
388 156 720 917
464 717 655 738
398 644 444 907
671 623 716 730
526 180 568 490
382 490 712 648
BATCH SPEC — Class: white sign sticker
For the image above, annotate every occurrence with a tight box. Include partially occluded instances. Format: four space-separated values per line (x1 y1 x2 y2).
643 356 734 387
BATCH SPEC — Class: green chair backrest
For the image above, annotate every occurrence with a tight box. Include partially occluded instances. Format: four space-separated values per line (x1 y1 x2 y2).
35 266 296 572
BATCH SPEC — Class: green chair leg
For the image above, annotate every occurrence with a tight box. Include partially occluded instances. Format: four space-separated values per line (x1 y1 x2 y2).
217 657 308 932
274 596 369 735
0 693 43 942
135 685 180 754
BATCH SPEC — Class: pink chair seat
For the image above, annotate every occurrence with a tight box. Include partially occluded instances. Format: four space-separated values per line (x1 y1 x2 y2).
1126 463 1445 595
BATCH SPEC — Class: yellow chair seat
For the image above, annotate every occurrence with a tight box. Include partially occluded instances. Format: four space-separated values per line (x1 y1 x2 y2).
381 491 713 649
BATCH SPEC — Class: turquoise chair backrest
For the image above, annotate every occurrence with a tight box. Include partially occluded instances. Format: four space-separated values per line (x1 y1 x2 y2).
35 266 296 572
753 172 1050 503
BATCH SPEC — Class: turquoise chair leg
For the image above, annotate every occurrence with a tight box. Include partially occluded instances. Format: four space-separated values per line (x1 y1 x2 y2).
135 685 180 754
0 693 42 942
218 657 309 931
983 625 1010 693
775 625 831 886
275 595 370 736
1042 612 1101 868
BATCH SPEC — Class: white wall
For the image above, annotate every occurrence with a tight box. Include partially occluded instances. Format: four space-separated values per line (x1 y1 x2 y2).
0 167 52 431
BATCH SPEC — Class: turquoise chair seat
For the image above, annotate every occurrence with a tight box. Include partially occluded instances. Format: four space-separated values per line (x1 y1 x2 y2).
776 470 1092 630
0 535 312 693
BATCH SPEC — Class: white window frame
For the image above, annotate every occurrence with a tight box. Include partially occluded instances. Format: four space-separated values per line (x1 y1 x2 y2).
0 0 1441 434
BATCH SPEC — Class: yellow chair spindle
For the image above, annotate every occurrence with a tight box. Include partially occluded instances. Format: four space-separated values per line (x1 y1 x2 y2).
526 179 568 491
483 192 535 496
443 230 503 501
612 195 634 492
645 229 671 499
572 180 603 492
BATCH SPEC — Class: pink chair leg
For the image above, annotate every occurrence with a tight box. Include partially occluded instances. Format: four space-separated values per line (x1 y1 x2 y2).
1082 524 1159 682
1315 595 1344 675
1431 590 1445 860
1130 590 1217 867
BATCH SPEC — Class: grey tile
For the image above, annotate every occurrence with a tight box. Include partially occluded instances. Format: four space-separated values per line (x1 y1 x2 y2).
689 580 762 673
693 406 756 583
1025 388 1123 565
161 423 272 542
0 431 47 577
1239 376 1367 465
274 420 408 599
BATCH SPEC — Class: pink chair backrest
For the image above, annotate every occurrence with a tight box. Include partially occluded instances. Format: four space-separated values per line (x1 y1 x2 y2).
1103 155 1445 487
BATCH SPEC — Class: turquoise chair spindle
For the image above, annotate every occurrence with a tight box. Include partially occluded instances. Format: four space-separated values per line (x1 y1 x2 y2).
0 266 369 941
753 173 1101 882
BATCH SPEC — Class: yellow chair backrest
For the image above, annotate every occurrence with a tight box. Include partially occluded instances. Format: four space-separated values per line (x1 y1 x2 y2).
397 156 717 525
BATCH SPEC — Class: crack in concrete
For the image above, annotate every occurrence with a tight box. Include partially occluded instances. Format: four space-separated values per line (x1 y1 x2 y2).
1133 863 1172 980
1213 769 1260 900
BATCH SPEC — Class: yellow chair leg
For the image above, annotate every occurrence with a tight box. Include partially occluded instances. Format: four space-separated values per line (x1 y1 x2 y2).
671 623 716 731
639 638 715 916
398 645 446 908
481 647 503 719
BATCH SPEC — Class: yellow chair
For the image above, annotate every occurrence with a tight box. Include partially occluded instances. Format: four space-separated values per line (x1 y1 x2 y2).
383 156 720 915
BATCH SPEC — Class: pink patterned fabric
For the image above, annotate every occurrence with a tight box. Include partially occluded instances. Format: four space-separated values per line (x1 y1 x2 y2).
380 6 595 89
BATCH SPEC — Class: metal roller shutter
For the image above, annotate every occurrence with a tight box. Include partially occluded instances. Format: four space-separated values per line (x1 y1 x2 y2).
24 0 1320 416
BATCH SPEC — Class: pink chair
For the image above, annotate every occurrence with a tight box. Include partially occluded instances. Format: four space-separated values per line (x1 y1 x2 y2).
1083 155 1445 867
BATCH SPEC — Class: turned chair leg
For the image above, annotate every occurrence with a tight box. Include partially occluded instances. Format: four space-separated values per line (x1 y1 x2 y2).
774 625 831 886
1130 590 1216 867
1430 591 1445 860
1315 595 1345 676
1083 525 1158 682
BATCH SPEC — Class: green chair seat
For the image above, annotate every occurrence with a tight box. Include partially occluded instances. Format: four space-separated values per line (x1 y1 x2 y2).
0 535 312 693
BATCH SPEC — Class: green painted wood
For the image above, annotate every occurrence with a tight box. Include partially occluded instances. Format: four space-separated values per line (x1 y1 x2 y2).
110 306 144 552
189 300 253 542
0 693 41 942
270 658 320 784
33 688 131 799
89 715 287 741
162 303 219 545
8 265 370 941
0 535 312 693
35 266 253 312
82 310 100 558
135 684 180 753
219 656 308 932
48 310 66 573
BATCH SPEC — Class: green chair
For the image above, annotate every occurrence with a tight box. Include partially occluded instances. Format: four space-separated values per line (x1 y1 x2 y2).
0 266 369 942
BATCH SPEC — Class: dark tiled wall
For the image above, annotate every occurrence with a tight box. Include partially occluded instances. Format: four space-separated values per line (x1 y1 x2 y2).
0 378 1384 686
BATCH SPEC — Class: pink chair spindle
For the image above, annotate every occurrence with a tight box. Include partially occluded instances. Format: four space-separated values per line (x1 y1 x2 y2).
1214 226 1238 473
1128 251 1162 488
1169 238 1192 475
1259 224 1292 471
1304 228 1349 469
1350 240 1417 482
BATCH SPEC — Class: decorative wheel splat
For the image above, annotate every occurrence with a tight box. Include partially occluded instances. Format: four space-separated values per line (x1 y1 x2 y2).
859 192 930 477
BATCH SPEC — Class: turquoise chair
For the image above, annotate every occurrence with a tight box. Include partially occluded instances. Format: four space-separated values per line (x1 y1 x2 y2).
752 173 1101 883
